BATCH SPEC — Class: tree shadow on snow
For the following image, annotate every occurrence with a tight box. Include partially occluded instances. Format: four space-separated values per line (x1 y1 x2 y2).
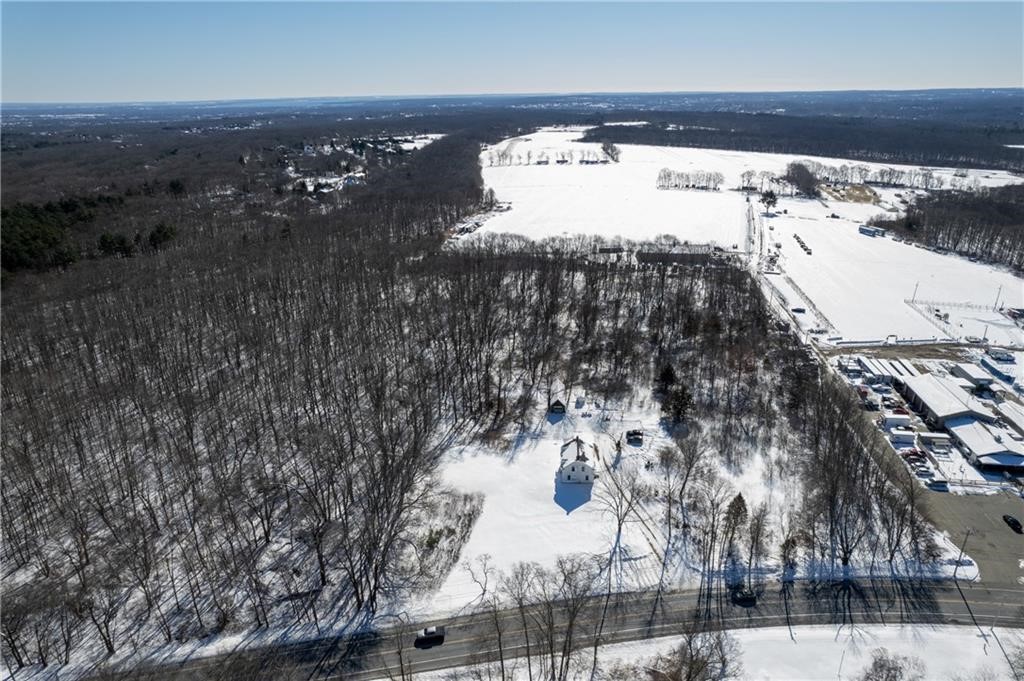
553 477 592 514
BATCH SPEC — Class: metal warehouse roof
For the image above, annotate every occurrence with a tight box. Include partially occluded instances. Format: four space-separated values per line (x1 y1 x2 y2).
946 416 1024 465
902 373 995 422
997 401 1024 437
952 362 994 384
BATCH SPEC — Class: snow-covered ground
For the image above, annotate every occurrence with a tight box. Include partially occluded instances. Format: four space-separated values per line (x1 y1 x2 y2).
400 133 446 151
406 394 710 616
766 203 1024 345
610 625 1020 681
476 127 1024 346
406 391 977 621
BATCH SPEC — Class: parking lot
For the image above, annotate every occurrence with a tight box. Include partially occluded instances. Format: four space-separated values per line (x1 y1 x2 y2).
924 487 1024 586
832 353 1024 585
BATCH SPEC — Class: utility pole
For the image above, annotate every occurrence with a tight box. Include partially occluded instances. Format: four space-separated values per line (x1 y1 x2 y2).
911 281 920 303
993 284 1002 311
953 527 973 581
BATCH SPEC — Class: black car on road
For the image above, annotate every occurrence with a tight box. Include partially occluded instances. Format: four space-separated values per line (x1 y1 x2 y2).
1003 514 1022 534
414 626 446 648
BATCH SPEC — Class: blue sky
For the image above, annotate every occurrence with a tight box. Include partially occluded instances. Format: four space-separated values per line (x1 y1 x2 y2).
2 2 1022 103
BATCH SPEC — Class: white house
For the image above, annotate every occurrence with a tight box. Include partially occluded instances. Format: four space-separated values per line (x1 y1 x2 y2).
559 436 598 484
559 457 597 484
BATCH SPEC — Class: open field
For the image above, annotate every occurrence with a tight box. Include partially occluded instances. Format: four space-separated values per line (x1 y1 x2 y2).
476 127 1024 346
764 199 1024 345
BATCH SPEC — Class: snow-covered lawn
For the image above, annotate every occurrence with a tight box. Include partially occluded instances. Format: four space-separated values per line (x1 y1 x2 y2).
407 397 683 615
476 127 1024 345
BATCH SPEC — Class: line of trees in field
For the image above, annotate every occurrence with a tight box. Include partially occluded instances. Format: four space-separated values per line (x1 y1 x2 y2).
656 168 725 191
795 159 951 191
870 183 1024 272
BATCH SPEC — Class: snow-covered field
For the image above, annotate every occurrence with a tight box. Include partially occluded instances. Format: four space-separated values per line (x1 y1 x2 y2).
765 203 1024 345
476 127 1024 346
419 624 1021 680
400 133 446 151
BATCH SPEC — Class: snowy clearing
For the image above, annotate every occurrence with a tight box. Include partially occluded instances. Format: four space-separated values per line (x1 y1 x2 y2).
407 392 976 621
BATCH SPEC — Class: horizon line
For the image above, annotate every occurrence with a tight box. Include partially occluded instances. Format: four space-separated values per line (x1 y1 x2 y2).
3 86 1022 109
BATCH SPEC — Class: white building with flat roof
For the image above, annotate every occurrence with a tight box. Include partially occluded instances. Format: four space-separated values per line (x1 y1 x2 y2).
950 363 994 388
946 417 1024 472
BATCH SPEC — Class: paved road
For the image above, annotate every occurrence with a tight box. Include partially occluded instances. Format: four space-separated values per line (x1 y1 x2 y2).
123 580 1024 681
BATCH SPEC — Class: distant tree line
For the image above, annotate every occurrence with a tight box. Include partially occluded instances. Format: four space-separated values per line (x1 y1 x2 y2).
580 113 1024 172
795 159 952 191
871 184 1024 272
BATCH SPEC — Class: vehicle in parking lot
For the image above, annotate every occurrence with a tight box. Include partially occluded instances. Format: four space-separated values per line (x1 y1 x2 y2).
414 626 447 648
1003 515 1022 534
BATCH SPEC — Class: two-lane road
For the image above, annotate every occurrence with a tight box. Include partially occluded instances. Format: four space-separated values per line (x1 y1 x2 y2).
125 579 1024 681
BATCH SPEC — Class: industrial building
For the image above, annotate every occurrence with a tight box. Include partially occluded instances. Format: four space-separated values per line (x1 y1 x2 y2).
945 417 1024 472
950 363 995 388
900 373 996 427
856 356 920 384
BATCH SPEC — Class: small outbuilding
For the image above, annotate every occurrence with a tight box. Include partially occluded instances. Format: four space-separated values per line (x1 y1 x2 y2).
549 399 566 414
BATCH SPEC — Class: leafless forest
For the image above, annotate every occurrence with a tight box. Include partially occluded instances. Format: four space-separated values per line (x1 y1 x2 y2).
2 110 936 674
